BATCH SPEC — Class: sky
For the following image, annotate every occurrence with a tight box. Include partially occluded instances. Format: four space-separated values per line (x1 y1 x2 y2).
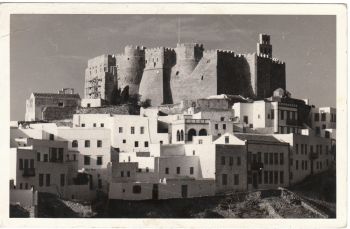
10 14 336 121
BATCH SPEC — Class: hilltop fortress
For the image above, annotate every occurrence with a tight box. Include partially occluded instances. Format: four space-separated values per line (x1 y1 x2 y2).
84 34 286 106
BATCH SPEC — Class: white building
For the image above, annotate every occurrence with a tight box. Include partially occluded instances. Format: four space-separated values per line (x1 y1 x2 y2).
310 107 336 139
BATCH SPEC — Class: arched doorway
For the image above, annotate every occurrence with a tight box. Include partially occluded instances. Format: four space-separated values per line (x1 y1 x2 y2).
188 129 197 141
176 130 180 141
199 129 208 136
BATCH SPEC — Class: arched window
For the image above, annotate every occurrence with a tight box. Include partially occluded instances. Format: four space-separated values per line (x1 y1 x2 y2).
188 129 197 141
72 140 78 148
180 130 184 141
176 130 180 142
199 129 208 136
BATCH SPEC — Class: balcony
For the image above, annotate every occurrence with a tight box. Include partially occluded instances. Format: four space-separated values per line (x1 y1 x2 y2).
309 152 319 160
286 118 299 126
251 162 264 171
22 168 35 177
50 157 63 163
185 119 210 124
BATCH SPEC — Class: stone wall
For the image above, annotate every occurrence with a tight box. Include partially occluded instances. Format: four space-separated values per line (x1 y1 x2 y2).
42 106 77 121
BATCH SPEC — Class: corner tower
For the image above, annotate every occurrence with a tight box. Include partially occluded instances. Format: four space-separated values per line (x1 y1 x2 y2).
116 45 146 96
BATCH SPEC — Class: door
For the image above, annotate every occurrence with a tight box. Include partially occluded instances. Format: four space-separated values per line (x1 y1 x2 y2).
253 173 258 189
152 184 158 200
181 185 188 198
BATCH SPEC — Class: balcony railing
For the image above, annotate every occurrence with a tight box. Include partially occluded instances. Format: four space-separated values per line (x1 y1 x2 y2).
286 119 299 126
185 119 210 124
22 168 35 177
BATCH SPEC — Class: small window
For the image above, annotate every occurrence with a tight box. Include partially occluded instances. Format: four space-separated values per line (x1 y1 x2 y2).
121 171 124 177
225 136 229 144
198 140 203 144
176 71 179 76
58 102 64 107
84 156 90 165
37 152 41 162
223 124 226 130
140 127 144 134
144 141 149 147
39 174 44 187
220 117 225 121
87 103 91 108
176 167 180 174
119 127 123 133
229 157 233 166
237 157 241 166
72 140 78 148
97 140 102 148
123 139 126 144
127 171 130 177
279 153 284 165
165 168 169 174
131 127 135 134
133 185 142 194
190 167 194 175
134 141 139 147
215 124 218 130
201 75 204 80
222 174 227 185
85 140 90 148
100 123 104 127
81 123 85 127
93 123 97 127
49 134 54 140
321 113 326 121
234 174 239 185
97 156 102 165
43 154 48 162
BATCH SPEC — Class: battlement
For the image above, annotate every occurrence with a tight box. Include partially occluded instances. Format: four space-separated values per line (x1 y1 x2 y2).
145 46 175 54
87 54 116 67
176 43 204 49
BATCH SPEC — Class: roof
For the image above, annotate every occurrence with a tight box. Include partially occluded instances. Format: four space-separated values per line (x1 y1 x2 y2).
33 93 80 99
234 133 284 144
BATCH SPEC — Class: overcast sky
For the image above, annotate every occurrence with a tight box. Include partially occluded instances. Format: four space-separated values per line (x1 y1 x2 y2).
10 14 336 120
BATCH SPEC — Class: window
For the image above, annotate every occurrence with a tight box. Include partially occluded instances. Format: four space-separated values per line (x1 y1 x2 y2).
229 157 233 166
131 127 135 134
220 117 225 121
176 167 180 174
274 171 278 184
60 174 65 186
271 110 274 119
198 140 203 144
58 102 64 107
247 152 252 164
215 124 218 130
264 153 268 164
269 153 273 164
144 141 149 147
84 156 90 165
46 174 51 186
280 153 284 165
39 174 44 187
37 152 41 162
257 152 262 163
223 124 226 130
97 156 102 165
127 171 130 177
280 110 284 120
24 159 28 169
296 160 299 170
221 156 225 165
97 140 102 148
133 185 141 194
146 167 149 172
322 124 326 129
316 127 320 135
100 123 104 127
44 154 48 162
93 123 96 127
243 116 248 124
140 127 144 134
190 167 194 175
225 136 229 144
295 144 299 154
30 159 34 168
222 174 227 185
237 157 241 166
264 171 268 184
165 168 169 174
269 171 273 184
72 140 78 148
280 171 284 184
19 159 23 170
81 123 85 127
314 113 319 121
49 134 54 140
234 174 239 185
119 127 123 133
305 161 308 170
123 139 126 144
160 141 163 145
321 113 326 121
134 141 139 147
85 140 90 148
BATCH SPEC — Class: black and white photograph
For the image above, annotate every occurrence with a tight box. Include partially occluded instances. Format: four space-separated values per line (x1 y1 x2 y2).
0 2 347 228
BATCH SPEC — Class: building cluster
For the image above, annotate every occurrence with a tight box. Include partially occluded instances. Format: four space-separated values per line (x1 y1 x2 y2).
12 34 336 202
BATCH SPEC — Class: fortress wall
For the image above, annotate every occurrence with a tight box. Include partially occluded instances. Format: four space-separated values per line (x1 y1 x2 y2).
116 46 146 96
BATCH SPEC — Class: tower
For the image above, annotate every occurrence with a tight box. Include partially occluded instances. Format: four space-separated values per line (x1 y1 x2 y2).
116 45 146 97
257 34 272 58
